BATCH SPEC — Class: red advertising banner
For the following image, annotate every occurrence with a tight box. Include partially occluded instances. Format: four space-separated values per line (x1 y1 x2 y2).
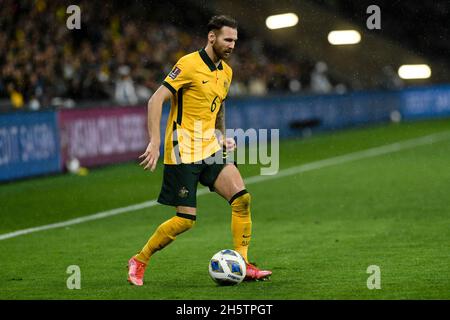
58 107 148 168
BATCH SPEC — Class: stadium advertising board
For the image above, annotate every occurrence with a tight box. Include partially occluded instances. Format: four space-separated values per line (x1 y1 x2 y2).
0 111 61 181
58 107 148 168
227 85 450 138
227 90 398 138
399 85 450 119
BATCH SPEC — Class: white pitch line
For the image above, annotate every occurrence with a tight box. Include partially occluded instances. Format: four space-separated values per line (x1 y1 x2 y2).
1 130 449 241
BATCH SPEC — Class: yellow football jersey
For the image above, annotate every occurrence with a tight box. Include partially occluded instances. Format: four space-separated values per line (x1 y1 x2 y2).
162 48 233 164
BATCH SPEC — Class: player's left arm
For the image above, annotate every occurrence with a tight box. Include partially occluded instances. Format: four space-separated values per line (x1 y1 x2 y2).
216 101 235 152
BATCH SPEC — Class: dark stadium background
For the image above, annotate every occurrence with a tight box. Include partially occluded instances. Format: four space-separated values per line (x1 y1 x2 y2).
1 0 449 304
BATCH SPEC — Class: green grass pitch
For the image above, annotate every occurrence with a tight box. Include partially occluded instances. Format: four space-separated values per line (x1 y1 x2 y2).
1 118 450 299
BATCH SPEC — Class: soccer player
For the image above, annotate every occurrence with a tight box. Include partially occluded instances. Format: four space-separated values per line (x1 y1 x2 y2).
127 15 272 286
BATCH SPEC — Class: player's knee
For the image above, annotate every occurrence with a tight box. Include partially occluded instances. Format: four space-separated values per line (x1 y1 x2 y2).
229 190 251 217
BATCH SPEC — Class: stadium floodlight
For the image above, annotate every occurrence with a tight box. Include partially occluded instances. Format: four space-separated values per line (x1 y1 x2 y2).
265 13 299 30
397 64 431 79
327 30 361 45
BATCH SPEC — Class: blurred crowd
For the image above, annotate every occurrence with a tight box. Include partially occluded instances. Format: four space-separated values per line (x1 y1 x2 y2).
1 0 355 111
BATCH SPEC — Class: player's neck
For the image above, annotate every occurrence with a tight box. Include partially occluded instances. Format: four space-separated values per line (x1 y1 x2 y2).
204 46 221 66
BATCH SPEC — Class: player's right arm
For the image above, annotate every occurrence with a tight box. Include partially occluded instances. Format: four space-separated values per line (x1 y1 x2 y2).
140 57 192 171
139 85 172 171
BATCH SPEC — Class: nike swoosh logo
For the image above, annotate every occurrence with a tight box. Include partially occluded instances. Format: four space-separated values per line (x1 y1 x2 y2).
202 80 209 84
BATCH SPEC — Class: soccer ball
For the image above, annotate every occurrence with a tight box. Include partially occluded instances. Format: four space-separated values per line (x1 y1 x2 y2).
208 249 246 285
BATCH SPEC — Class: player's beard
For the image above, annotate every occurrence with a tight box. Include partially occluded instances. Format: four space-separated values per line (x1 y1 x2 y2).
212 42 232 60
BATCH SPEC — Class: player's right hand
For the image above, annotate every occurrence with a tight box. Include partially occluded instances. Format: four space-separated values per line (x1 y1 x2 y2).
139 141 160 172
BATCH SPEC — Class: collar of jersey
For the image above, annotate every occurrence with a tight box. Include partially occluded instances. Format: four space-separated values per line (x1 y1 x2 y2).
199 48 223 71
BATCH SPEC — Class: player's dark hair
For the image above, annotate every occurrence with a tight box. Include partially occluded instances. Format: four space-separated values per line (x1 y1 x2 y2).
207 15 238 33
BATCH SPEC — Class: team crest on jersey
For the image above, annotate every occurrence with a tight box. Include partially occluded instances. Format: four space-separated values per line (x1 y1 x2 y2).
178 186 189 198
168 66 181 80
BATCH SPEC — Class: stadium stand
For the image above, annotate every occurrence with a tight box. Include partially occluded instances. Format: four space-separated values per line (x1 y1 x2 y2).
0 0 448 112
0 0 320 112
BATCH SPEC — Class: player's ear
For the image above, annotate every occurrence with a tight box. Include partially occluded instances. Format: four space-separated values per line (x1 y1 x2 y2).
208 30 216 44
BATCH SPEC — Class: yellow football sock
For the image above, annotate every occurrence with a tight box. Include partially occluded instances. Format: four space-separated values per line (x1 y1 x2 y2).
134 213 195 264
230 190 252 263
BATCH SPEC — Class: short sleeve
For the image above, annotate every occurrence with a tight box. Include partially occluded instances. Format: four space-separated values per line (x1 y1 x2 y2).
162 58 192 95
